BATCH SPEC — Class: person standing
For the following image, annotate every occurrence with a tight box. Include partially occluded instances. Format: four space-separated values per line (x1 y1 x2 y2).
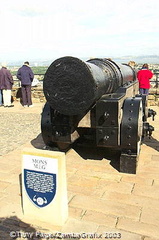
0 89 2 107
17 61 34 107
0 63 14 107
137 63 153 95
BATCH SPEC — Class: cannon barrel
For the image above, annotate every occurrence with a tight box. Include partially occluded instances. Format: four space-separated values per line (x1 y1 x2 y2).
43 56 136 115
41 56 156 174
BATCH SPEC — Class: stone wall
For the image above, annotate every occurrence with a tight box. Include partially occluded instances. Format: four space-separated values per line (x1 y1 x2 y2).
11 86 159 106
148 88 159 106
12 86 46 103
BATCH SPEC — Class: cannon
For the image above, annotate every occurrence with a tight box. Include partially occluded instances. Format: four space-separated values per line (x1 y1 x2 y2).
41 56 156 174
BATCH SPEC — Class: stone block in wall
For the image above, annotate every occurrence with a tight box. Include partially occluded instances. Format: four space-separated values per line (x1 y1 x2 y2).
148 100 156 106
149 88 157 94
156 96 159 104
40 98 45 102
148 95 155 100
33 98 41 103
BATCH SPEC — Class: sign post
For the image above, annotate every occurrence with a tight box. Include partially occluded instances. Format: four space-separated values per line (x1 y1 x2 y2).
22 148 68 226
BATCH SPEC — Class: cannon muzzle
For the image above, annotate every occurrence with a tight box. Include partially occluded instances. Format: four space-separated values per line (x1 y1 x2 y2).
43 56 136 115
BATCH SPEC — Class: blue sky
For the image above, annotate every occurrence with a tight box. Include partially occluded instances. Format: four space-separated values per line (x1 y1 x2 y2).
0 0 159 62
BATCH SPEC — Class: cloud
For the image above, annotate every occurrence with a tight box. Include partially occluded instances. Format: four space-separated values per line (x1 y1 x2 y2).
0 0 159 62
13 7 44 17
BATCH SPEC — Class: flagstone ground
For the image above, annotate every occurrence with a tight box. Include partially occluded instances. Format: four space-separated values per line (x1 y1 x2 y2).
0 101 159 240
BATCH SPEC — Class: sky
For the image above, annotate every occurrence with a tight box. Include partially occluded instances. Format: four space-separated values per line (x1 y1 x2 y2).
0 0 159 63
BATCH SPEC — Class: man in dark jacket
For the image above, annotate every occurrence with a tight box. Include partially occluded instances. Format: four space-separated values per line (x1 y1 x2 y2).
0 63 14 107
17 61 34 107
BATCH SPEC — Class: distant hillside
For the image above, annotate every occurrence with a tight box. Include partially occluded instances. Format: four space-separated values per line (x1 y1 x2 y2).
7 55 159 66
8 59 53 67
113 55 159 64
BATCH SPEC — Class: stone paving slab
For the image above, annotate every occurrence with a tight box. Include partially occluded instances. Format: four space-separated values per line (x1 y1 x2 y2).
0 102 44 156
0 102 159 239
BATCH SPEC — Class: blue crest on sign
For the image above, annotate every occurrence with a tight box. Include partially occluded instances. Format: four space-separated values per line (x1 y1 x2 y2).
24 169 56 208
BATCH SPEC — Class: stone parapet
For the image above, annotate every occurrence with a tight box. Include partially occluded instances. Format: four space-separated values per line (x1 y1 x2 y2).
148 88 159 106
11 86 159 106
12 86 46 103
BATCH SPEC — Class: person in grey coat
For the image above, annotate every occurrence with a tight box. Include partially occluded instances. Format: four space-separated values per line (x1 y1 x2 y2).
17 61 34 107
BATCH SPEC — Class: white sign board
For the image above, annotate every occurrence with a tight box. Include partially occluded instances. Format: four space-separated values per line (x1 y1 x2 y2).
22 148 68 226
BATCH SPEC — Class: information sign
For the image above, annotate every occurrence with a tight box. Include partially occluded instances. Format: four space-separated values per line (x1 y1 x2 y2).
23 154 57 208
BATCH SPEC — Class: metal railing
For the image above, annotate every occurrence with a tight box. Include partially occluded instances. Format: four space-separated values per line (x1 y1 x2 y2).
13 74 44 87
13 73 159 93
149 73 159 94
